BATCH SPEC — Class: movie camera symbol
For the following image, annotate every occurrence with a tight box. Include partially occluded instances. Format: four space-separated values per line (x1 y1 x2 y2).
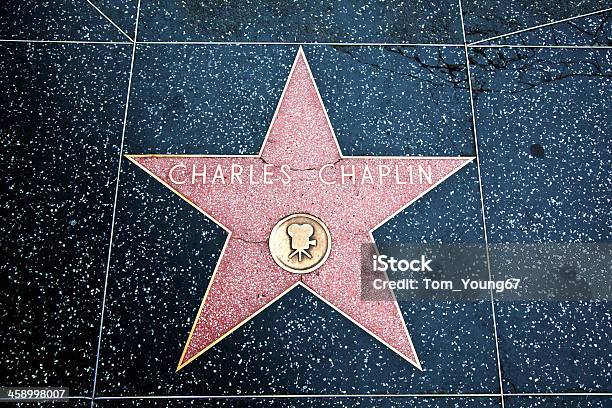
287 223 317 262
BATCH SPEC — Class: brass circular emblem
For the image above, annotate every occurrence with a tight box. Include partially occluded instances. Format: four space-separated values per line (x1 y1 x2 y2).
269 213 331 274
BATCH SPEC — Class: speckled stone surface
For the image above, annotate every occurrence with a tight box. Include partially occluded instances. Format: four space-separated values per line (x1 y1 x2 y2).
484 11 612 46
470 47 611 393
125 45 474 156
505 396 612 408
14 401 91 407
0 43 131 393
95 0 139 39
137 0 464 43
304 46 474 157
462 0 611 43
0 0 128 42
469 48 611 244
94 397 502 407
125 45 294 154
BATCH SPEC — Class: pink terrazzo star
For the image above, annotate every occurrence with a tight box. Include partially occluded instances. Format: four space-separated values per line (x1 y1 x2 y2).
127 48 474 371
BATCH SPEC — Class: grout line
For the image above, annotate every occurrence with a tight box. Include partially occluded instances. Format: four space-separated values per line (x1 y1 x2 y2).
468 6 612 46
0 397 94 401
134 41 465 46
469 44 612 49
85 0 135 42
89 393 612 400
506 393 612 397
457 1 506 408
89 1 142 406
0 39 609 49
2 392 611 402
0 38 131 44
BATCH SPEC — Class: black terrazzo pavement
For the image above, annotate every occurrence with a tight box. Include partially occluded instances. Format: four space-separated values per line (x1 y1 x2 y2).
1 1 610 407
